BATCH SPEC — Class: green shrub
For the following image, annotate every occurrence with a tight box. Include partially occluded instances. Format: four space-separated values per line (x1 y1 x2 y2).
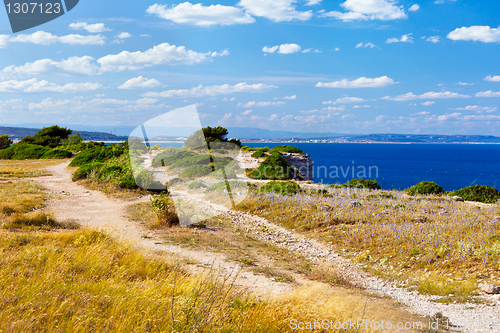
269 145 304 154
72 162 104 181
248 151 296 180
151 150 196 167
149 192 179 227
188 181 207 189
407 181 444 196
342 179 381 190
180 165 214 178
69 145 126 167
261 181 300 196
41 148 73 159
453 185 500 203
251 150 268 158
168 178 183 187
0 143 50 160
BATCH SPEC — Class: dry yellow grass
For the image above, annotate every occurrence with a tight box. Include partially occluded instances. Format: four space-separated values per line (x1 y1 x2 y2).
0 229 377 333
0 159 69 178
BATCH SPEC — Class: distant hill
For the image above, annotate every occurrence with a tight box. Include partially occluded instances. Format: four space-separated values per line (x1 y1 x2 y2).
0 126 127 142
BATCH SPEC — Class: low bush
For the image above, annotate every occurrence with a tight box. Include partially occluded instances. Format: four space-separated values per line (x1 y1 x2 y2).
269 145 305 154
150 192 179 227
248 151 296 180
453 185 500 203
170 154 234 169
188 181 207 189
72 162 104 181
261 181 300 196
0 143 50 160
342 178 381 190
180 165 214 178
41 148 73 159
251 150 268 158
407 181 443 196
152 150 196 167
69 144 126 167
168 178 184 187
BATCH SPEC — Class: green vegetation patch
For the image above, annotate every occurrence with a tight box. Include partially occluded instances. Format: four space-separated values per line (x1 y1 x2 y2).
41 148 73 159
251 150 269 158
269 145 305 154
453 185 500 204
261 181 300 196
152 150 196 167
342 178 381 190
0 143 51 160
188 180 207 189
69 144 126 167
407 181 444 196
248 151 296 180
179 165 214 178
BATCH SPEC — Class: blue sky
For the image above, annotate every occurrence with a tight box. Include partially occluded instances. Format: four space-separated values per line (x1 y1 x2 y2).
1 0 500 135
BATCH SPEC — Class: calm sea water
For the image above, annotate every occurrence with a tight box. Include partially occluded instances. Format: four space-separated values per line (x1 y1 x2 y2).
244 143 500 191
129 142 500 191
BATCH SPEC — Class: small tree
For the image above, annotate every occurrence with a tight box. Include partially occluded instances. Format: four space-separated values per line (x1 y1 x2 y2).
21 125 72 148
63 132 83 147
0 134 13 150
184 126 241 148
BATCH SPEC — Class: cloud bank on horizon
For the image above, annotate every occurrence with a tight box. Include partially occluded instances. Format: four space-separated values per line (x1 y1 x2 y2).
0 0 499 135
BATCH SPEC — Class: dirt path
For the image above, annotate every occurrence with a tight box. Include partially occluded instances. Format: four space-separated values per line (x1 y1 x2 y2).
35 162 292 297
35 162 500 332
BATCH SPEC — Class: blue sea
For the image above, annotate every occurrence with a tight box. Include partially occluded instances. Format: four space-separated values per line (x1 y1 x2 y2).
126 142 500 191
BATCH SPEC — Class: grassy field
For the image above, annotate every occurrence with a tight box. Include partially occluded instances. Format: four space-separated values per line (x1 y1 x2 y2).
0 159 382 332
234 187 500 301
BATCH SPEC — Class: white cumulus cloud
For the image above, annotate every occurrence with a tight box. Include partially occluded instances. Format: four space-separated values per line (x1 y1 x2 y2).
426 36 440 43
321 0 407 21
316 76 396 88
386 33 413 43
476 91 500 97
118 76 161 89
97 43 223 72
69 22 110 33
116 32 132 39
143 82 277 98
8 31 105 45
263 43 302 54
408 4 419 11
382 91 470 101
1 56 100 77
0 78 102 93
356 42 378 48
237 0 313 22
485 75 500 82
447 26 500 43
146 2 255 26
